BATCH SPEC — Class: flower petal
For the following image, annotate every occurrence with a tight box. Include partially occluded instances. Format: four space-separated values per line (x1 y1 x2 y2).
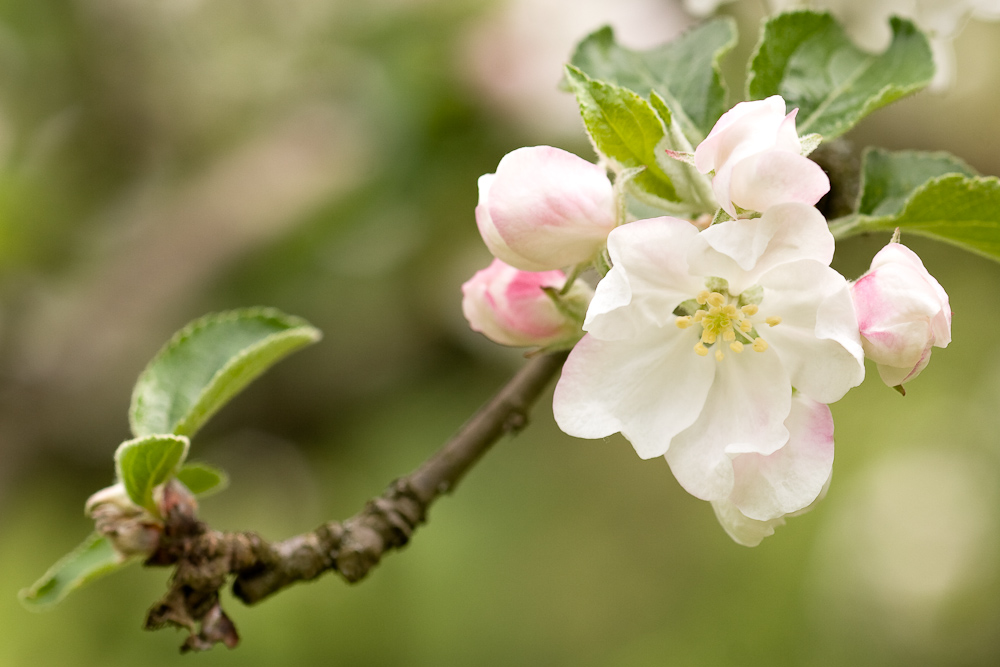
729 395 834 521
664 348 791 501
694 95 790 174
585 217 704 341
728 149 830 214
553 328 715 459
487 146 616 270
686 203 834 294
757 259 865 403
711 499 785 547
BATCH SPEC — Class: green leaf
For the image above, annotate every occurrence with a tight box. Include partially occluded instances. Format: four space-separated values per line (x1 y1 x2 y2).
747 12 933 139
115 434 190 512
176 462 229 496
569 19 736 144
19 533 134 611
856 148 977 216
130 307 322 439
565 66 713 214
830 173 1000 263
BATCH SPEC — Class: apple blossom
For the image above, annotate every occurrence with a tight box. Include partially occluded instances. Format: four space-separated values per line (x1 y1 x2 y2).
712 393 834 546
476 146 617 271
694 96 830 218
552 204 864 538
462 258 593 348
851 241 951 388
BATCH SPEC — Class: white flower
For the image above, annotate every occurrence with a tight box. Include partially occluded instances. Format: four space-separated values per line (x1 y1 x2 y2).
851 240 951 388
553 204 864 530
476 146 617 271
694 96 830 218
461 258 593 348
711 393 834 546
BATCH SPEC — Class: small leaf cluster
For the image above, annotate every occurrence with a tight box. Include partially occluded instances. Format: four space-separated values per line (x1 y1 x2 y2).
20 307 321 610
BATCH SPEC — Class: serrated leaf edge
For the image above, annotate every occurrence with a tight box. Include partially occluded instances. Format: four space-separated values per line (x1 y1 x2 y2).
114 434 191 511
129 307 321 437
853 146 980 214
19 533 136 611
747 11 933 140
171 325 321 437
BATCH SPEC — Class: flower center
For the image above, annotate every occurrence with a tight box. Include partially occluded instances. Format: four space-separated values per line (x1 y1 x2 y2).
675 289 780 361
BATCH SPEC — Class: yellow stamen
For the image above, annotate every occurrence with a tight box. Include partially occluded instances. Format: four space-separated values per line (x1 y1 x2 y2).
685 285 782 361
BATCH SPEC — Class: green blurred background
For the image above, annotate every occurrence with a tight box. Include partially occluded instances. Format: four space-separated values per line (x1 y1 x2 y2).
2 0 999 665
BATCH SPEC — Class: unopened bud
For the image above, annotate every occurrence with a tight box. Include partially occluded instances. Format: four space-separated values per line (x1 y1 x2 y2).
462 259 593 348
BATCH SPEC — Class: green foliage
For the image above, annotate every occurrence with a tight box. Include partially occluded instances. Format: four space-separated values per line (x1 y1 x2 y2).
176 462 229 496
569 19 736 144
115 435 190 513
564 66 713 214
19 533 133 611
856 148 978 216
565 65 676 203
830 149 1000 262
747 12 934 139
129 307 322 439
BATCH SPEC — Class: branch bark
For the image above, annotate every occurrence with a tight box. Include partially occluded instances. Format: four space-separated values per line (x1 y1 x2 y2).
143 350 569 652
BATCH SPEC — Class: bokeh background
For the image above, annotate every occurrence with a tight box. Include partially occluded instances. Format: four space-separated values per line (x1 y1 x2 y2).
1 0 999 665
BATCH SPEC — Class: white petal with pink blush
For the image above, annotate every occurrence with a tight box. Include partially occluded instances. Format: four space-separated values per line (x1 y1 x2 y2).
851 241 951 388
461 259 593 348
475 146 616 271
693 95 829 217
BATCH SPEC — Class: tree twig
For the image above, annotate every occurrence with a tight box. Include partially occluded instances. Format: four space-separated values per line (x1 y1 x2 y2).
143 351 569 652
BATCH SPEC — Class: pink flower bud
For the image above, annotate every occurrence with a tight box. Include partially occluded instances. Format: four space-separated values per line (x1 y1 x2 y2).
694 95 829 217
461 259 593 348
851 242 952 388
476 146 616 271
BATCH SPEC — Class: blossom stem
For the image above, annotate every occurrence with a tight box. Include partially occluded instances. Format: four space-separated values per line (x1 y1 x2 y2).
827 213 866 240
142 351 569 651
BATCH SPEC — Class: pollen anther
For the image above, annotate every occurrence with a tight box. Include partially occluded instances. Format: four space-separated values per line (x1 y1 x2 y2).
686 285 779 360
707 292 726 307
